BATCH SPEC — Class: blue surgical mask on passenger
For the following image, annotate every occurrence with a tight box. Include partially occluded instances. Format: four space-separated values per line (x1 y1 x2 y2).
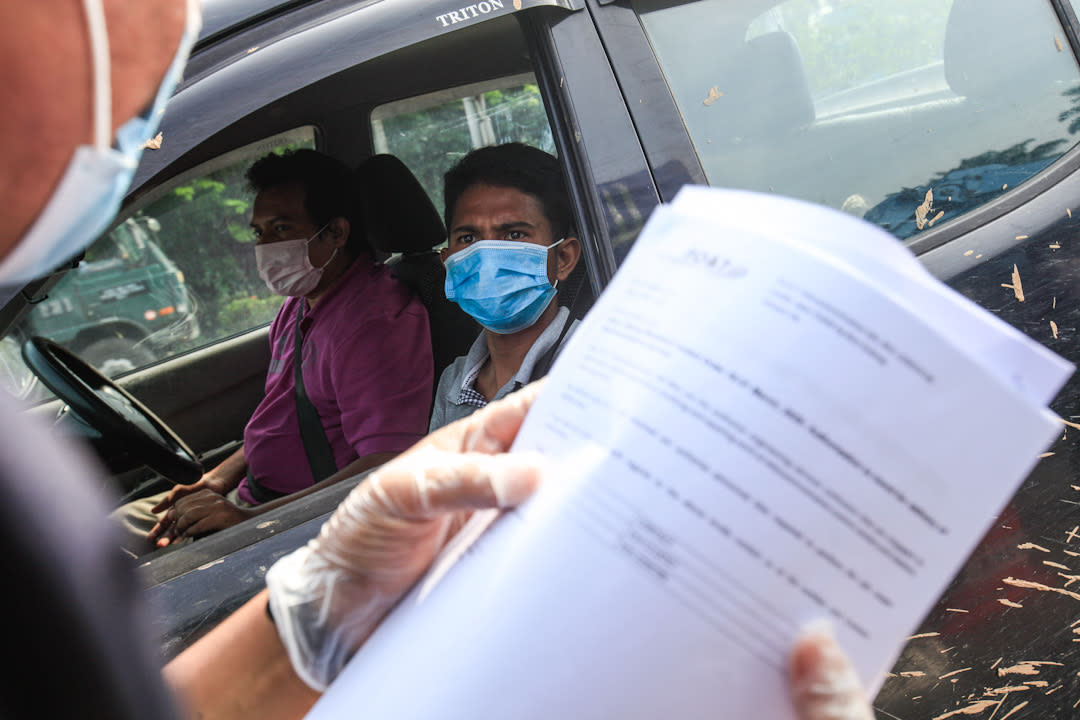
0 0 202 287
444 238 565 334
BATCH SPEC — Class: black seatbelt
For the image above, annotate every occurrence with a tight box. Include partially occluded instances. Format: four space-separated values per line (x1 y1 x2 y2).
244 469 287 504
293 303 338 482
528 312 575 384
245 304 339 502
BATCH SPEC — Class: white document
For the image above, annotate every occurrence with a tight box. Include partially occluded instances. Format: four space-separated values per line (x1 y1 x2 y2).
671 187 1074 406
308 188 1070 720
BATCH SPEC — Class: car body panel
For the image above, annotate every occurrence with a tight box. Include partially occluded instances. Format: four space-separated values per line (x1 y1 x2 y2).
132 0 584 197
198 0 316 44
9 0 1080 716
145 473 361 660
527 6 664 276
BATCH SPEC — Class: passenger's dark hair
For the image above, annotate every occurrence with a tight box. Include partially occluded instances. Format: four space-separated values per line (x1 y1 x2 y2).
246 149 368 257
443 143 574 240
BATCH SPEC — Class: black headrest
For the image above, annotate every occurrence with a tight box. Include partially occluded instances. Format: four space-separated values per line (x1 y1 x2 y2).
945 0 1076 103
356 154 446 254
713 31 814 142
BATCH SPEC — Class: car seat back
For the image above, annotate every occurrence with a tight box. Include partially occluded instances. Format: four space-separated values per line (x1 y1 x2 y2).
944 0 1077 106
695 30 816 199
709 30 815 146
356 154 479 386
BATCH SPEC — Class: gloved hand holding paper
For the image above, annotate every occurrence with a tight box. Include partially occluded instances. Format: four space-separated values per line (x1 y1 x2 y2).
299 187 1072 719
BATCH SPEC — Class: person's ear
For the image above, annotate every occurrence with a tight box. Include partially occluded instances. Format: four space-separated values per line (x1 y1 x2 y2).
327 217 349 248
555 236 582 282
439 246 449 264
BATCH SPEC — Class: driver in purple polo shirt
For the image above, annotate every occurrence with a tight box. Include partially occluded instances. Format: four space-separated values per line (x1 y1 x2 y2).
113 149 433 555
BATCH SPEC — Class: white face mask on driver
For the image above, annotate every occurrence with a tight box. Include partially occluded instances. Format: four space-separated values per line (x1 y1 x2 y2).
254 225 337 297
0 0 201 288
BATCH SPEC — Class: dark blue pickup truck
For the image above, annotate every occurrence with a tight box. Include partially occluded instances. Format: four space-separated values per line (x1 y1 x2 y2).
5 0 1080 716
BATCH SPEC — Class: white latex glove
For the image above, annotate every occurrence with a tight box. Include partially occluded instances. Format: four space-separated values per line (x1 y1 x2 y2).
265 381 546 691
789 622 875 720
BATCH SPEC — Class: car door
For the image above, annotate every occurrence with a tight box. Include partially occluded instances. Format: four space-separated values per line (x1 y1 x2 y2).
588 0 1080 715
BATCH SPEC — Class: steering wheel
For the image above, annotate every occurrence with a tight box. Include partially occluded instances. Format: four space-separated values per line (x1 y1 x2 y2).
22 336 203 485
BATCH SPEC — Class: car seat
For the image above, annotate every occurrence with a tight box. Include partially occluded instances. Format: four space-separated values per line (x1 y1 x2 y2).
355 154 479 385
857 0 1079 240
698 30 815 196
709 30 815 146
944 0 1078 107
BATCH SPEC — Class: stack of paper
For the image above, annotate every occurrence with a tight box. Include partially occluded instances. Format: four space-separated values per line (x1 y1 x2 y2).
308 187 1073 719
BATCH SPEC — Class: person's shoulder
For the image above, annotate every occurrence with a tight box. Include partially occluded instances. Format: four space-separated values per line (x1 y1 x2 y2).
430 357 470 432
268 296 299 334
434 345 479 403
438 352 470 389
322 264 428 352
338 260 417 307
0 394 184 720
374 262 424 300
563 315 581 342
361 262 430 325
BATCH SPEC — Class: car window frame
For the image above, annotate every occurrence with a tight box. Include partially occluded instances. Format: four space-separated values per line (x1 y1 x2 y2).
583 0 707 204
129 0 586 199
520 4 663 281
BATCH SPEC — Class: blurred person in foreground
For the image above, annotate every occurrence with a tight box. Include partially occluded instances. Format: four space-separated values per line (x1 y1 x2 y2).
0 0 874 719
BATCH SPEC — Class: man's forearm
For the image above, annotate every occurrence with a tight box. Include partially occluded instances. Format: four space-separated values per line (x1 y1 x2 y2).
164 590 319 720
206 445 248 492
250 451 399 515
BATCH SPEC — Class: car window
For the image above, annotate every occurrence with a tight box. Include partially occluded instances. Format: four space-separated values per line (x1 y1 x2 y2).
633 0 1080 241
8 127 316 402
371 73 555 217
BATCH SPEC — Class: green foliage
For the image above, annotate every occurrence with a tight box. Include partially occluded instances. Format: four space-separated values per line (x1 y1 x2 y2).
953 139 1067 172
1057 85 1080 135
223 198 250 215
217 294 284 333
754 0 953 99
377 83 555 213
226 221 254 244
